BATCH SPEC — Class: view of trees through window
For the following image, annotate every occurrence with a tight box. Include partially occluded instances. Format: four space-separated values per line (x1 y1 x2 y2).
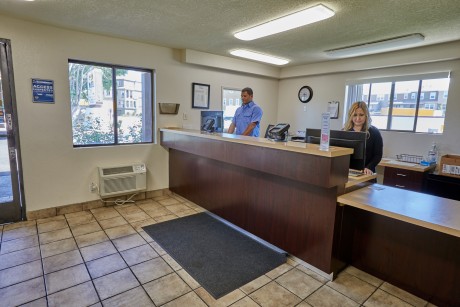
345 76 450 133
68 60 154 146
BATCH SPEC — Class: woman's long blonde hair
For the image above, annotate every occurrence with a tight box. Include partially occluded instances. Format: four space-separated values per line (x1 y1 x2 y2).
344 101 372 132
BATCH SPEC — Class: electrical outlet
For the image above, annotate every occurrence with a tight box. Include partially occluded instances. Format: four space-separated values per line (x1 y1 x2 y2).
183 113 188 120
89 182 97 193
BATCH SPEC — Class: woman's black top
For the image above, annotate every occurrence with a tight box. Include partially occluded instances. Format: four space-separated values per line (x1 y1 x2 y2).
364 125 383 172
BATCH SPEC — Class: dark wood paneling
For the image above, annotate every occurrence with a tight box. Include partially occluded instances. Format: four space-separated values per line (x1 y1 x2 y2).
169 149 340 273
383 167 425 191
342 206 460 307
424 173 460 201
162 131 349 188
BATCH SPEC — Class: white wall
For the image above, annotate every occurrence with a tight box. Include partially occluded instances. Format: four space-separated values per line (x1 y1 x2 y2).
0 15 279 211
277 58 460 160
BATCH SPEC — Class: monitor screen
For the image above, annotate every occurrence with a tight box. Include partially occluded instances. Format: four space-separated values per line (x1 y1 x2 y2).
305 128 366 170
264 124 275 138
200 111 224 132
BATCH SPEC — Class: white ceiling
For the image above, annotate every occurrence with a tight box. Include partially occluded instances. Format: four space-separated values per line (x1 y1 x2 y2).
1 0 460 67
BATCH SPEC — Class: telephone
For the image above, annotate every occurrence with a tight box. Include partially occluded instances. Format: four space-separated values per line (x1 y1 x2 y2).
201 118 215 132
268 123 290 141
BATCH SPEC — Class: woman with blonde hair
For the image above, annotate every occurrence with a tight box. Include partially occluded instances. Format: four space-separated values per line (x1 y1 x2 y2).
344 101 383 175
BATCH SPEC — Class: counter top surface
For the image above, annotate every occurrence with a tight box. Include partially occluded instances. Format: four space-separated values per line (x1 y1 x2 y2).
338 184 460 237
379 158 435 172
345 173 376 188
161 128 353 158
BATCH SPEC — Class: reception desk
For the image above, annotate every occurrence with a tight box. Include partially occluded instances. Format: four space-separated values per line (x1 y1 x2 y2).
161 128 458 306
160 128 354 275
338 184 460 306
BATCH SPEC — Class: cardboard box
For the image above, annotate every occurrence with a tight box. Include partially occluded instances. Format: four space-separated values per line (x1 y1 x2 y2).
440 154 460 178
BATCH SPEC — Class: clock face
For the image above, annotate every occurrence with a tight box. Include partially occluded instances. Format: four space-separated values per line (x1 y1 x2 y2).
298 86 313 103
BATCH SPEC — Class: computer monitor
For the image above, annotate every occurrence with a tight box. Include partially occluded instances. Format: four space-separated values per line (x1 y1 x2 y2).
200 111 224 132
267 123 290 141
264 124 275 138
305 128 366 170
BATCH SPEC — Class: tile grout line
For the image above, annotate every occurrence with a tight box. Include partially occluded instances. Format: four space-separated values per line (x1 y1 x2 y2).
65 210 104 306
36 220 50 307
96 204 157 305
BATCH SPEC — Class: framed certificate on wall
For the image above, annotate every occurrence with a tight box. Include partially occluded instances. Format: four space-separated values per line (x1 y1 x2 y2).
192 82 210 109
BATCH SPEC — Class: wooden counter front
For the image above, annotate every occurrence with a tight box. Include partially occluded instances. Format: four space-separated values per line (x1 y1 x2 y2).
337 184 460 306
338 184 460 237
161 128 352 275
161 128 352 188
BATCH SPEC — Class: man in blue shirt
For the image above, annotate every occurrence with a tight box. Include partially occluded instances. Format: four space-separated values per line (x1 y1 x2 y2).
227 87 263 137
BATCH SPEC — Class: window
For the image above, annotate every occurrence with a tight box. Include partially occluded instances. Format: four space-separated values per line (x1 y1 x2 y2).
345 73 450 134
68 60 154 146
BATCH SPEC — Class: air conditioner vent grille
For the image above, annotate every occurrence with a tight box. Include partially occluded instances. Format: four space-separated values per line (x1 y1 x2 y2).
98 163 147 197
103 176 137 194
102 166 134 176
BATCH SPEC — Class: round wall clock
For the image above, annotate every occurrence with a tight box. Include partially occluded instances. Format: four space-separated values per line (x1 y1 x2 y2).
298 86 313 103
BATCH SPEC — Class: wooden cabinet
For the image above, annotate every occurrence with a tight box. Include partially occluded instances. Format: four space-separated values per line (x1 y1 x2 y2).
379 159 435 192
383 167 425 192
424 173 460 201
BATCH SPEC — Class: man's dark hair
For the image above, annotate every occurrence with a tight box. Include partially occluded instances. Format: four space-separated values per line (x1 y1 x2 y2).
241 87 253 96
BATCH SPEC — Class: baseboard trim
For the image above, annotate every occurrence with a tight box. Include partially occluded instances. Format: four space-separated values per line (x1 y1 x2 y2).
26 188 171 221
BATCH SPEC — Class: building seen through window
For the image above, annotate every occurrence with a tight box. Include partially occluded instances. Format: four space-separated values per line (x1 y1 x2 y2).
345 75 450 134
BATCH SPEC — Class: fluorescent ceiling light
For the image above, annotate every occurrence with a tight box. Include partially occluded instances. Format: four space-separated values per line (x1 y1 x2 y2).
234 4 335 41
325 33 425 58
230 49 289 65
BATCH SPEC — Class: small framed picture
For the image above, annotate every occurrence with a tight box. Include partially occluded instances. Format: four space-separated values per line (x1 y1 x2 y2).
328 101 339 119
192 83 210 109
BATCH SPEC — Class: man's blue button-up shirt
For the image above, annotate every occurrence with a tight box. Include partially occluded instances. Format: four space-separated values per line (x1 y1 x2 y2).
232 101 263 137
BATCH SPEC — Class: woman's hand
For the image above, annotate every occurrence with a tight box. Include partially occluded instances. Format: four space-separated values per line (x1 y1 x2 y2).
363 168 373 175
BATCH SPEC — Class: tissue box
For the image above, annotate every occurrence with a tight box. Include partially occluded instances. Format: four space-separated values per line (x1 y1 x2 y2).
440 154 460 178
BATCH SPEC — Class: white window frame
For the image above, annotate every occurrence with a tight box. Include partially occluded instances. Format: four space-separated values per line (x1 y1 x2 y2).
68 59 155 147
344 72 450 134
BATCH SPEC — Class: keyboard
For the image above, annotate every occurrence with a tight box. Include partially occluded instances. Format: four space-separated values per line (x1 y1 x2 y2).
348 169 364 177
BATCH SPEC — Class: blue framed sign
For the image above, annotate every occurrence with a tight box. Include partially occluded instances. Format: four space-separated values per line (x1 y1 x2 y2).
32 78 54 103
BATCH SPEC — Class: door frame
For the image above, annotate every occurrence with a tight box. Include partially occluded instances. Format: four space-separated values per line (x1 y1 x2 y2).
0 38 26 223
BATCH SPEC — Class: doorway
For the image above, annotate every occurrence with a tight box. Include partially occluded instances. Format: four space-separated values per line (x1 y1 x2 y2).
0 38 25 224
221 87 242 131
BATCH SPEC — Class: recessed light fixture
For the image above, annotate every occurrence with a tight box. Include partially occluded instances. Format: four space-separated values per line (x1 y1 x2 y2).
325 33 425 58
230 49 289 65
234 4 335 41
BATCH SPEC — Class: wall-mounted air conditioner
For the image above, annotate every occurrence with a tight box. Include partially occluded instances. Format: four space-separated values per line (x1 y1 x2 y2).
98 163 147 197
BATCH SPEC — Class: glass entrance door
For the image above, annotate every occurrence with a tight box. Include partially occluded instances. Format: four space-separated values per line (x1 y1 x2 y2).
0 38 24 224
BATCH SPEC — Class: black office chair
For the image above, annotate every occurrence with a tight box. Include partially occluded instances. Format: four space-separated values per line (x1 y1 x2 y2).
264 124 275 138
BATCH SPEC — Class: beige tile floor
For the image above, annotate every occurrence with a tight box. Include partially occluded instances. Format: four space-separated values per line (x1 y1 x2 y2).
0 194 436 307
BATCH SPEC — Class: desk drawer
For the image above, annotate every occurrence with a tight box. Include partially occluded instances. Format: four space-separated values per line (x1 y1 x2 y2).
383 167 424 192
